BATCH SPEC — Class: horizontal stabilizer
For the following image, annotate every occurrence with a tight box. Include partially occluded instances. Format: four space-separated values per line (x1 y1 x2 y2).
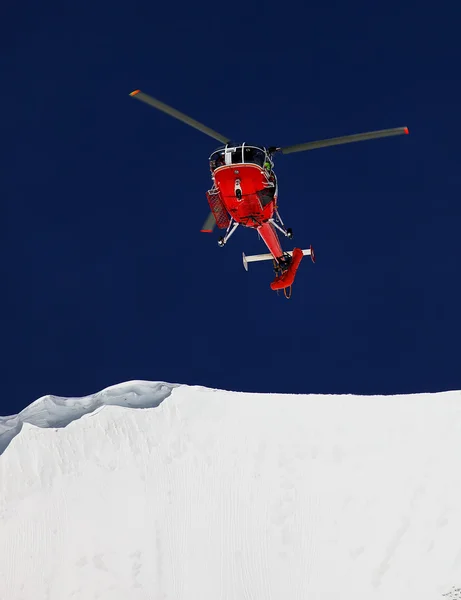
242 246 315 271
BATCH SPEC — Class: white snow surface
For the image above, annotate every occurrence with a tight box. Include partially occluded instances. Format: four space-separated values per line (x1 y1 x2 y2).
1 381 461 600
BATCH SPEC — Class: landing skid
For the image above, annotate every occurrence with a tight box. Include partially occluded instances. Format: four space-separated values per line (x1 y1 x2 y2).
269 209 293 239
218 218 239 247
217 209 292 247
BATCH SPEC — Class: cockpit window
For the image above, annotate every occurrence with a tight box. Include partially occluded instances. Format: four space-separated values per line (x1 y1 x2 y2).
244 147 265 167
209 150 225 171
229 147 243 164
210 145 267 170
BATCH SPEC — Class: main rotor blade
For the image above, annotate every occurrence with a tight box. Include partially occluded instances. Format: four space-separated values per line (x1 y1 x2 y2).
278 126 409 155
129 90 230 144
200 212 216 233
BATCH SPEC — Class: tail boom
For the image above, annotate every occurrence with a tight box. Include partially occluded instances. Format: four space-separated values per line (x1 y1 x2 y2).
256 221 284 260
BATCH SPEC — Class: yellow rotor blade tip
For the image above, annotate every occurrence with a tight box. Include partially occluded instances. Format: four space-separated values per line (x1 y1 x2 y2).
129 89 141 96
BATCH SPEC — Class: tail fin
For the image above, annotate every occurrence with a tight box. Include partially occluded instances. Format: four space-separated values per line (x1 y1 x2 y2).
270 248 304 291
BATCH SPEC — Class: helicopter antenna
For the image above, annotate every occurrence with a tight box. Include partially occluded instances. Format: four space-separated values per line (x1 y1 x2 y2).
129 90 231 144
272 126 409 155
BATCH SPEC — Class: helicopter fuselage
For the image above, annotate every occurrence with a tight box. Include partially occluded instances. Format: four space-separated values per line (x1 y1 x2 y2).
212 163 276 228
130 88 408 295
208 153 284 259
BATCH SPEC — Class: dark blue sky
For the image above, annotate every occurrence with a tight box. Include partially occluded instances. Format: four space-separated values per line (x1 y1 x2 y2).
3 0 460 414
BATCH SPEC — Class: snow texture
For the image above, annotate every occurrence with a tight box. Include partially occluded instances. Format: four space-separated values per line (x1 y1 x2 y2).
1 381 461 600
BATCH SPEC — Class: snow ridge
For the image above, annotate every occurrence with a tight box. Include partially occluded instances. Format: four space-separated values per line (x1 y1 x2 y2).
0 380 179 456
1 384 461 599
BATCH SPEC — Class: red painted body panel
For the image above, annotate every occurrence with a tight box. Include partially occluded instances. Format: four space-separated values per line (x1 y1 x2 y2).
213 164 276 229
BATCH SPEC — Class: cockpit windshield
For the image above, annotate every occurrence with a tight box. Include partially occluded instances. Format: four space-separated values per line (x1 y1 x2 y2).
209 145 268 171
244 146 266 167
229 147 243 164
209 150 225 171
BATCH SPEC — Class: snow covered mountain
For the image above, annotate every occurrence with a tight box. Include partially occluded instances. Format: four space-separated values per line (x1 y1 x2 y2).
1 381 461 600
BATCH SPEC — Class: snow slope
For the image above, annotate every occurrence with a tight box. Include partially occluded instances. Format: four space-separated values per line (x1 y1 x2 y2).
1 382 461 600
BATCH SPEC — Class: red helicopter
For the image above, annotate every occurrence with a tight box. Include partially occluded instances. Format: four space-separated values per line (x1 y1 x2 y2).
130 90 409 298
